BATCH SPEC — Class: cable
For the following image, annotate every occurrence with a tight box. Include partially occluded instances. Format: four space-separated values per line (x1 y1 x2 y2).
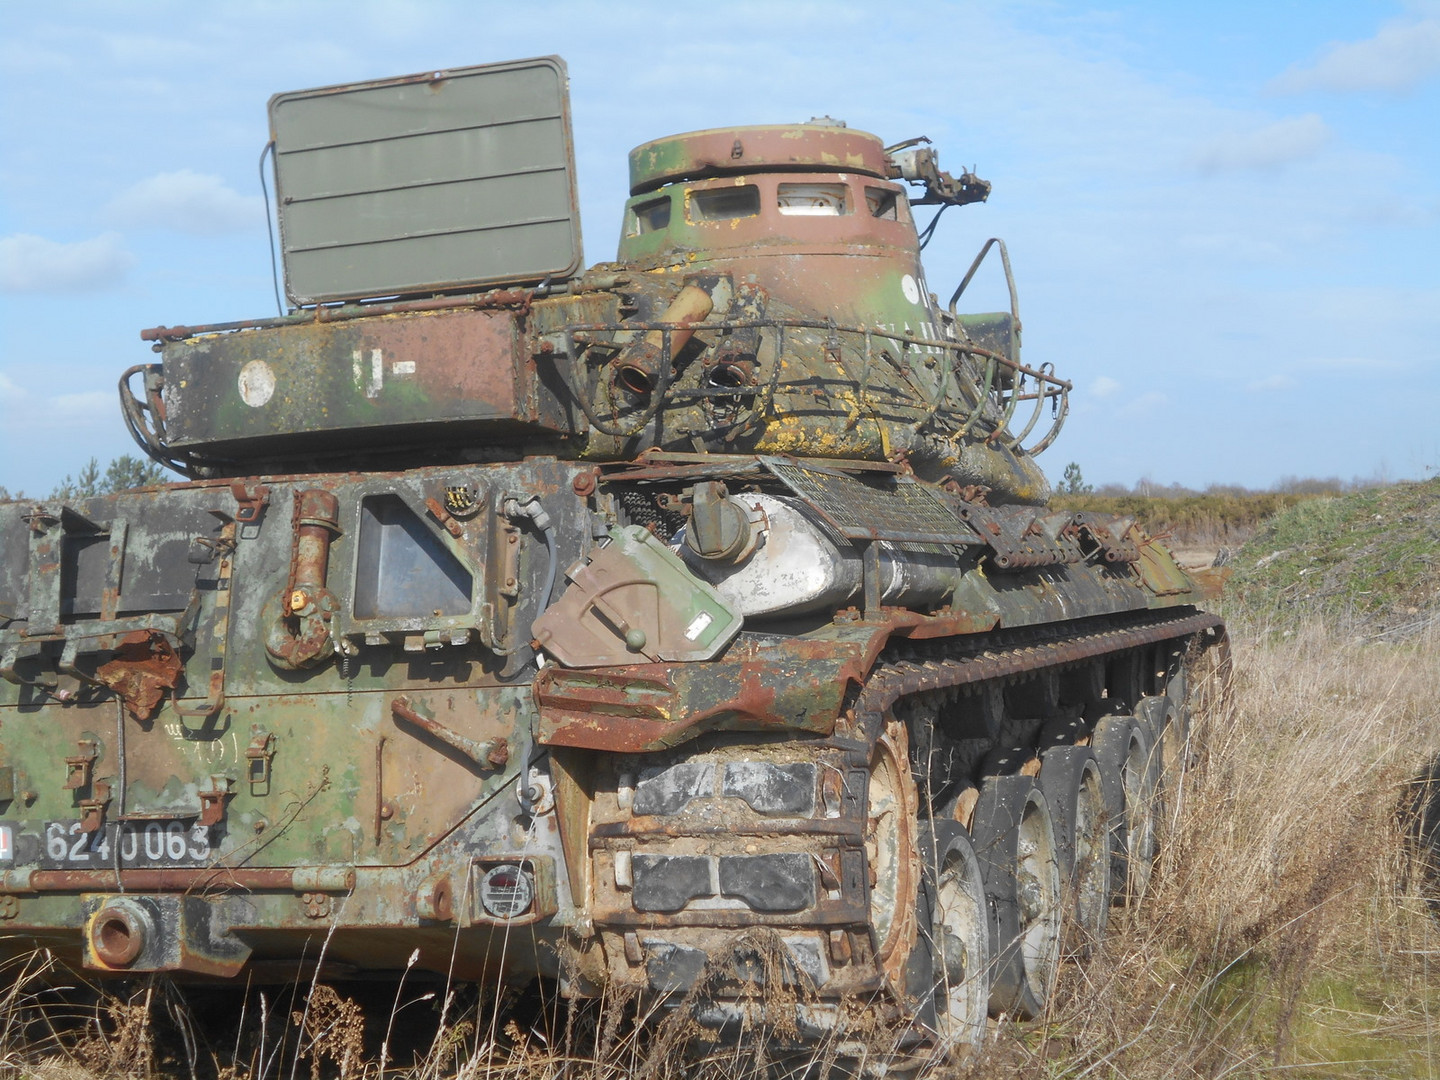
259 141 284 316
537 526 558 612
918 203 951 250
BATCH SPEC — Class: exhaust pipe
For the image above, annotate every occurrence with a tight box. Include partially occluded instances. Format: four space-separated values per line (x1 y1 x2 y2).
613 284 714 395
89 898 152 968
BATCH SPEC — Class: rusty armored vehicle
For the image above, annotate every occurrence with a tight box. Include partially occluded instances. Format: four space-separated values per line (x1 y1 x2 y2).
0 57 1221 1059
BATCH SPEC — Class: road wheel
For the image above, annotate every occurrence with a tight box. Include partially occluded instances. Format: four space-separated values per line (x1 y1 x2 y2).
971 775 1061 1019
1038 745 1110 952
1139 691 1187 774
868 718 921 995
916 821 991 1061
1092 715 1157 905
1137 693 1182 843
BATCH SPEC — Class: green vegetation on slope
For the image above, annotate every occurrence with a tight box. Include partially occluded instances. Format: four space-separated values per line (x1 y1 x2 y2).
1227 476 1440 635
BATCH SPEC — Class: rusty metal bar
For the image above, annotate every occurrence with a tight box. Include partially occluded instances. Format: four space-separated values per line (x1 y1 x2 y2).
593 905 866 931
2 865 355 894
985 369 1026 446
1027 384 1069 456
391 696 509 771
947 236 1020 324
1004 362 1055 449
590 819 864 842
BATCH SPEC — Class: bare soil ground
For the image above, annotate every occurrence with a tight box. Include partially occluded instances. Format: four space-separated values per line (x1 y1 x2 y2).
1170 546 1222 571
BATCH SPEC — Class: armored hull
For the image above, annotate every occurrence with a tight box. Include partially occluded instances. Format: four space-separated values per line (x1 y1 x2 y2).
0 57 1222 1060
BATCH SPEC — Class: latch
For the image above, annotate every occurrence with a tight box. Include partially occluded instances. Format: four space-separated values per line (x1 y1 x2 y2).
64 740 98 791
246 728 276 794
197 774 234 827
79 779 111 834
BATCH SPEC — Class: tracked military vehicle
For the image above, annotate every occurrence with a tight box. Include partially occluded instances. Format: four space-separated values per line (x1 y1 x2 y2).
0 57 1221 1058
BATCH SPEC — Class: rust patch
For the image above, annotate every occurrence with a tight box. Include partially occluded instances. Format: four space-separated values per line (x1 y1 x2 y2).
94 631 183 722
535 637 868 753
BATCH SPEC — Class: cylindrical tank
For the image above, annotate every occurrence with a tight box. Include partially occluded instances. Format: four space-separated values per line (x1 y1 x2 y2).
679 493 963 617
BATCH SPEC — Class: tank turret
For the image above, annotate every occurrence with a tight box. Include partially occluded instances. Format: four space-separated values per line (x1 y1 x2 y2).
124 106 1061 504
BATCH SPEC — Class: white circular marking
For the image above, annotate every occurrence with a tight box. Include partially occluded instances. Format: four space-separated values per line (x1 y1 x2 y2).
900 274 921 304
238 359 276 408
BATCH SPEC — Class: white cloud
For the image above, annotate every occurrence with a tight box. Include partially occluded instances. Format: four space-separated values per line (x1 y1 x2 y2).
1091 375 1121 399
1193 114 1331 173
0 232 133 292
1271 17 1440 94
0 373 28 402
105 170 263 234
49 391 114 418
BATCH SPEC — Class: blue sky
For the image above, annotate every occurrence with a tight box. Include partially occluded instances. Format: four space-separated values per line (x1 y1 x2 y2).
2 0 1437 495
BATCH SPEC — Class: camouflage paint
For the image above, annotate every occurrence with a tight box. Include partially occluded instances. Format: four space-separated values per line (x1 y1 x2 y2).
0 107 1213 998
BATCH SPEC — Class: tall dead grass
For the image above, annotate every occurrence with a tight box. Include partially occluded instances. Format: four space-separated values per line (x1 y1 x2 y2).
5 614 1438 1080
975 614 1440 1079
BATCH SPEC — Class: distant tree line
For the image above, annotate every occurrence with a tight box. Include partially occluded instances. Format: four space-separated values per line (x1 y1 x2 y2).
0 455 169 502
1091 476 1365 498
1065 470 1384 500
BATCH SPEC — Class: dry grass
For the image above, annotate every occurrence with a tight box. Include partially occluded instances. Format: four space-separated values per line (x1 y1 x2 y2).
4 613 1438 1080
970 613 1440 1079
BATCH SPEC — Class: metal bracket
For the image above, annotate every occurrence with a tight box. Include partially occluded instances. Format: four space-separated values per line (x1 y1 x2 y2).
230 482 271 528
246 729 276 794
79 779 112 834
862 542 882 616
64 740 98 791
197 774 234 827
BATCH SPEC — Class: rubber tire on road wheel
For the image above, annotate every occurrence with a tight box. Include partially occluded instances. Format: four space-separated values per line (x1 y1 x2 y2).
1038 745 1111 952
916 821 991 1062
1140 685 1186 789
1136 694 1179 842
1091 715 1157 906
970 775 1061 1020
